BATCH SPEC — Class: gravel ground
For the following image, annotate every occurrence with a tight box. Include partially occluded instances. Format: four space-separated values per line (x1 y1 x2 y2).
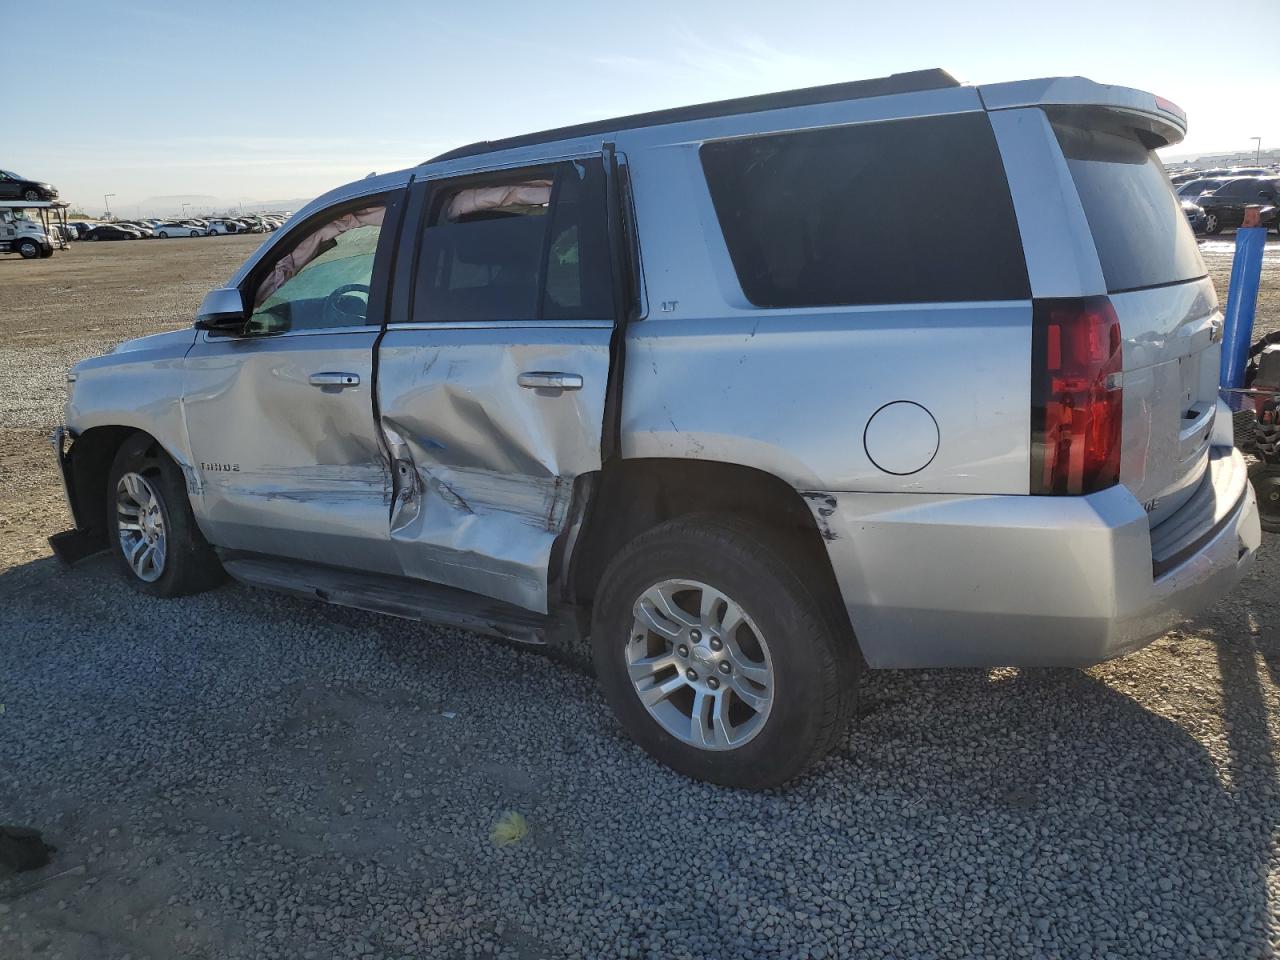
0 234 1278 959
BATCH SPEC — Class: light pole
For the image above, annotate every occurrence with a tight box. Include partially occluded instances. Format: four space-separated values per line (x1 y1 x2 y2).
103 193 115 219
181 203 190 218
1251 137 1262 164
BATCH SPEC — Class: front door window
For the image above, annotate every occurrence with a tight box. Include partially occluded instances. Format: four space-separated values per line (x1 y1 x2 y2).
248 205 386 334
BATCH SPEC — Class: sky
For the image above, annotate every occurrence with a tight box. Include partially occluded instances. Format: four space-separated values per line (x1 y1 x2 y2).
11 0 1280 216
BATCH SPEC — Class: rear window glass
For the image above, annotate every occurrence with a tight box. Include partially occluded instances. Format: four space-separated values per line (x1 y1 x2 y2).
699 113 1029 308
1051 116 1205 293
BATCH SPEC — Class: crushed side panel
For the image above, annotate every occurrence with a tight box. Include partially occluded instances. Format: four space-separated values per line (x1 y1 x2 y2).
377 328 613 613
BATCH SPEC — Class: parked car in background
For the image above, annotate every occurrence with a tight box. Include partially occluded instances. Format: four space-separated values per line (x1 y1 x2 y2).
1197 176 1280 234
53 70 1261 787
69 221 98 238
205 219 239 235
154 221 205 238
0 169 58 201
55 223 79 242
1181 199 1207 233
83 224 141 241
1228 167 1270 177
118 221 155 238
1176 178 1224 201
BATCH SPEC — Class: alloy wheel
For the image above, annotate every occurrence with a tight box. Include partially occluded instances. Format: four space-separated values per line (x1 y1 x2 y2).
116 472 167 582
626 579 774 751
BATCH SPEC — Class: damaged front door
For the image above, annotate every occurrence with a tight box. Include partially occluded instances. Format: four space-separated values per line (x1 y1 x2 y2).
184 191 403 572
377 157 618 612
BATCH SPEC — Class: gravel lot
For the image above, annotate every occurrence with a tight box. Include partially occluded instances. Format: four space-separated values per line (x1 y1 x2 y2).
1 234 1278 959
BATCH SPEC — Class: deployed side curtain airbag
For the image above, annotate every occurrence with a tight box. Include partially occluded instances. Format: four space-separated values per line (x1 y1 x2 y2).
255 206 385 306
446 181 551 221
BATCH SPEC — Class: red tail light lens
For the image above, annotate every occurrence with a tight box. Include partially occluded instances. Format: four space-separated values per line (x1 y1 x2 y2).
1031 297 1123 495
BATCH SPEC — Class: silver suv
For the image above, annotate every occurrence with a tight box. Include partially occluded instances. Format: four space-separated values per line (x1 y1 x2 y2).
52 69 1262 787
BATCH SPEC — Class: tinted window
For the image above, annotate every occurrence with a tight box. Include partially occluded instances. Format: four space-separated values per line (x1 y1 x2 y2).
699 112 1029 308
1051 115 1205 293
413 159 612 323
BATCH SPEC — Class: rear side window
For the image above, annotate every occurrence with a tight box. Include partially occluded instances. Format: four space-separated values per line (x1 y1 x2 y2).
1051 114 1205 293
413 159 612 323
699 113 1029 308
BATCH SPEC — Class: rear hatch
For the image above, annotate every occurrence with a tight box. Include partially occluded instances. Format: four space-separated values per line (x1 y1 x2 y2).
1050 108 1218 528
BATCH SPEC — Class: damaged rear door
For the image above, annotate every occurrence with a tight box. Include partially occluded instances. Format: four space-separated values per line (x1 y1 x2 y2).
377 155 620 612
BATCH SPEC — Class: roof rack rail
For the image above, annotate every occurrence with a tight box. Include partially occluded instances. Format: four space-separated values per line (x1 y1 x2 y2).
426 68 959 164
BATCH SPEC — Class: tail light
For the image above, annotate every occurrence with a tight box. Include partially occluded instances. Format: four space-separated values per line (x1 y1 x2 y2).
1031 297 1124 495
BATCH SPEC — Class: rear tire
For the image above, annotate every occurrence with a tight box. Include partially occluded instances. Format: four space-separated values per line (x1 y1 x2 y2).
591 515 857 788
106 435 225 598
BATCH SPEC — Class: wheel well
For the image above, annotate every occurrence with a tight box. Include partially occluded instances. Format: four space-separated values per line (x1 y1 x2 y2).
65 427 155 539
567 458 843 613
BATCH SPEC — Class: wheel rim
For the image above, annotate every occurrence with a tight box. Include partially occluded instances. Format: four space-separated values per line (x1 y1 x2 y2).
116 472 167 582
627 578 774 751
1206 214 1218 232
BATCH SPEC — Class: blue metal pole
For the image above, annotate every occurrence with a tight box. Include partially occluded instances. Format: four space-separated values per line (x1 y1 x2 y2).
1220 218 1267 388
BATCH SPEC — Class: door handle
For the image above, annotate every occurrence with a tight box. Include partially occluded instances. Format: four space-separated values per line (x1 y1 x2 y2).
308 372 360 388
518 371 583 391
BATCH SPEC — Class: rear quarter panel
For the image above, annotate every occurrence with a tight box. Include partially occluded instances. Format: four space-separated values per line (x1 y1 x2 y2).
618 133 1032 495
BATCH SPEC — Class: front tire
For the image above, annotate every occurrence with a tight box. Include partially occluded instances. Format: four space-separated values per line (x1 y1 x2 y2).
17 240 39 259
1205 212 1222 235
107 435 225 597
22 189 39 201
591 516 857 788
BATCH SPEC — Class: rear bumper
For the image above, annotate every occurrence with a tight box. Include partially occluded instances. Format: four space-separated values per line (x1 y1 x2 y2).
811 445 1261 668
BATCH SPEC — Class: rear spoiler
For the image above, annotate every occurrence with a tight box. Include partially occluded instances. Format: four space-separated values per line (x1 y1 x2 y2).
977 77 1187 147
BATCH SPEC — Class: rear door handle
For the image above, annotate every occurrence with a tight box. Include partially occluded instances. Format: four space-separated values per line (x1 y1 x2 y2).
518 371 583 391
308 372 360 388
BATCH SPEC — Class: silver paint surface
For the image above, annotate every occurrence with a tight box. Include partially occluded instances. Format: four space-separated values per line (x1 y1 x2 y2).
377 323 612 613
66 328 199 479
181 327 396 572
809 446 1259 668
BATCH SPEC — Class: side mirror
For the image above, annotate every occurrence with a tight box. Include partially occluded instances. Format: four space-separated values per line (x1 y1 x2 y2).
194 287 247 333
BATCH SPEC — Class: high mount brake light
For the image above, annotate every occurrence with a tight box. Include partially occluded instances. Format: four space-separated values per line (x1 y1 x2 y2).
1154 96 1186 123
1030 297 1124 496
